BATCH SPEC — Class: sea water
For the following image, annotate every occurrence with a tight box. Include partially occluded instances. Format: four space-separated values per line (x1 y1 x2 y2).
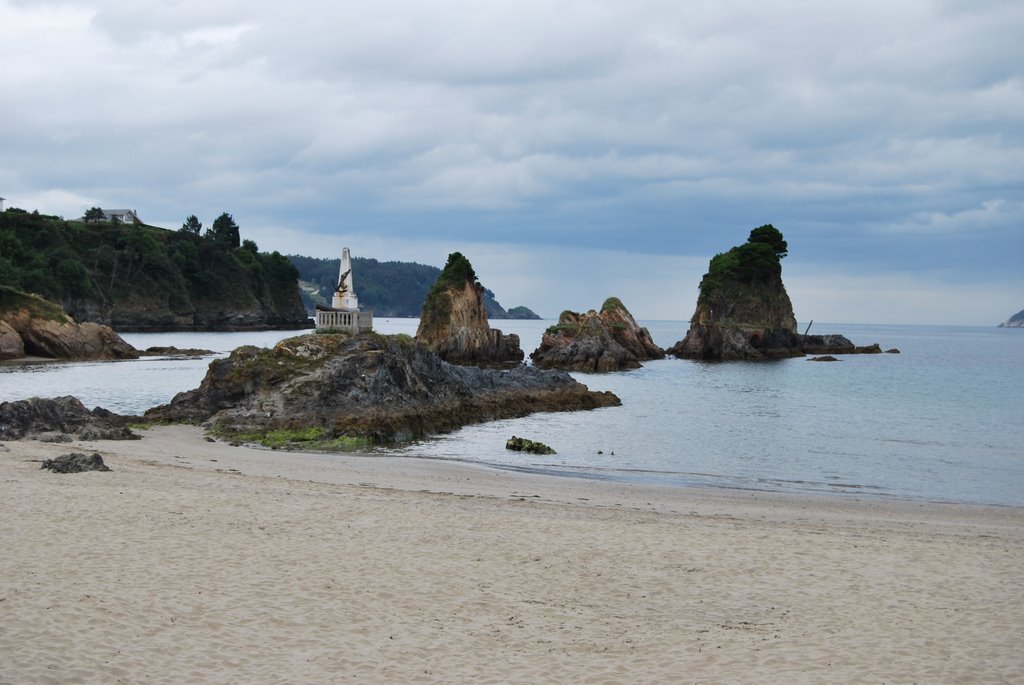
1 320 1021 506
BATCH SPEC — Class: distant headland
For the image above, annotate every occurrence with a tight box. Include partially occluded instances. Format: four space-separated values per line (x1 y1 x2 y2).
998 309 1024 328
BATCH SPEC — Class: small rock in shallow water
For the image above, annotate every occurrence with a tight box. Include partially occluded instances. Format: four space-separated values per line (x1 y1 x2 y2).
41 452 111 473
506 436 556 455
808 355 840 362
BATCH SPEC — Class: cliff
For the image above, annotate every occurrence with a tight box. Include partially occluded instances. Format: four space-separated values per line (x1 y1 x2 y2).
414 253 524 366
0 286 138 361
531 297 664 371
145 333 619 443
0 208 308 331
998 309 1024 328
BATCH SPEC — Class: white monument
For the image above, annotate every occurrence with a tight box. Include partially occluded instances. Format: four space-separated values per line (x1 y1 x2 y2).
315 246 373 334
332 247 359 310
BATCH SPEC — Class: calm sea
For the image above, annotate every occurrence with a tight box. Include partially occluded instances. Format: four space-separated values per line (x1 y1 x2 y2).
2 320 1021 506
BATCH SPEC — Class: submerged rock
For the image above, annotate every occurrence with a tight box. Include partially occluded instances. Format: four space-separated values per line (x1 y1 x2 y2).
41 452 111 473
0 396 139 441
531 297 664 372
415 252 523 366
146 332 619 444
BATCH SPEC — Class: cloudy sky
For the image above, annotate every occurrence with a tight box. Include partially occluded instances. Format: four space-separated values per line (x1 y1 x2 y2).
2 0 1021 324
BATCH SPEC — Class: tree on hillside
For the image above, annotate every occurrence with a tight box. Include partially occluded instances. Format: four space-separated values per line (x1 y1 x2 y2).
207 212 240 249
84 207 105 224
180 214 202 235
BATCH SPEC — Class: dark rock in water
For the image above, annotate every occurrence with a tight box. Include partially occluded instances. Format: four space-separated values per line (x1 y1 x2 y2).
0 396 139 441
415 252 524 366
145 332 619 444
141 345 216 357
808 355 840 362
531 297 664 372
886 348 901 354
506 436 556 454
800 336 883 355
41 452 111 473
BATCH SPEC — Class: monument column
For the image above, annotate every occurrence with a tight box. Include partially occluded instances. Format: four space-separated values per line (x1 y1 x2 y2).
332 247 359 310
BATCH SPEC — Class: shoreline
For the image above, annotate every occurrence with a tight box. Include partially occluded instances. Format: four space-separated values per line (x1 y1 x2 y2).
3 426 1023 683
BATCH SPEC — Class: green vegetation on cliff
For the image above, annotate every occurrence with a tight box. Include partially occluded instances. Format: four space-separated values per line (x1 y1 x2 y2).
0 285 71 323
289 252 511 318
420 252 478 331
697 224 788 311
0 207 306 330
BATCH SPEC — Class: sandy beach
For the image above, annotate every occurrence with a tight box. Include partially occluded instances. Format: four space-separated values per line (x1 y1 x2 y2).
2 426 1022 684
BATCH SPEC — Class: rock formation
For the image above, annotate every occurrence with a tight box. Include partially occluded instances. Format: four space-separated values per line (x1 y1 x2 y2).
41 452 112 473
415 252 523 366
668 225 887 360
1 287 138 361
0 396 139 441
506 436 556 454
145 333 619 444
530 297 665 372
668 225 801 360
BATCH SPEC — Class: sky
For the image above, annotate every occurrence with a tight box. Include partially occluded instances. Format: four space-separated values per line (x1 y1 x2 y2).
1 0 1021 325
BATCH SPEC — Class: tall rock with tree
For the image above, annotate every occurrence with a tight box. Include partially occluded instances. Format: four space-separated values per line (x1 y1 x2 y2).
531 297 664 371
414 252 524 366
668 225 803 360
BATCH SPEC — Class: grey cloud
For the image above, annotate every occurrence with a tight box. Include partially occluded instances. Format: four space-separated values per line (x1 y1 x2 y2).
2 0 1021 322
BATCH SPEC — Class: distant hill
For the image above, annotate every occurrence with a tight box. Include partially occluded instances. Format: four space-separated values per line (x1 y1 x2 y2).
288 254 524 319
998 308 1024 328
0 208 308 331
506 306 541 320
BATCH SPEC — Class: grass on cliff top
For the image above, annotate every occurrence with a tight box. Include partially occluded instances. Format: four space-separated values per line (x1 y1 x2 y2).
0 285 71 323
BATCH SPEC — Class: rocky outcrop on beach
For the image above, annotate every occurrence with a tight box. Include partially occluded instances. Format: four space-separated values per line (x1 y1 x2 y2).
0 396 139 441
415 252 523 366
41 452 112 473
145 332 619 443
998 308 1024 328
530 297 664 372
1 287 138 361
